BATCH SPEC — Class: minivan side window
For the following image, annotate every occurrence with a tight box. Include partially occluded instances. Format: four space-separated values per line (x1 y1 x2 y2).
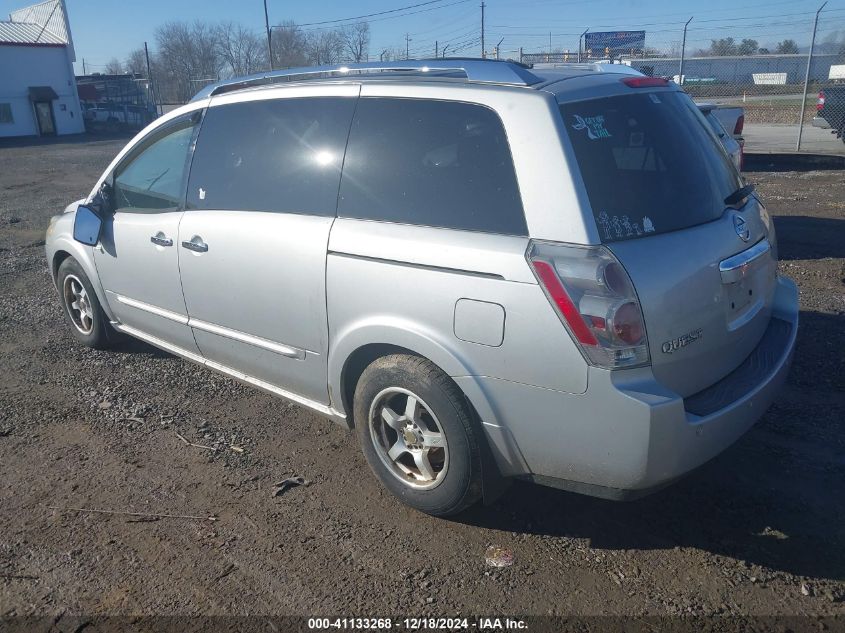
186 97 357 216
337 98 527 236
113 115 198 212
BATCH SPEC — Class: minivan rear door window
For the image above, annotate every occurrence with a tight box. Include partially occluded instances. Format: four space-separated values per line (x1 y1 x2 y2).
338 97 527 236
560 91 741 242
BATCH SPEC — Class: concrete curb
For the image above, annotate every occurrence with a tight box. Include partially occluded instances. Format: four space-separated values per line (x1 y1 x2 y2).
744 152 845 172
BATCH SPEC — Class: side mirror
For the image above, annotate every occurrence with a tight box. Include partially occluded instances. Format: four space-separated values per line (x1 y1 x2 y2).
73 205 103 246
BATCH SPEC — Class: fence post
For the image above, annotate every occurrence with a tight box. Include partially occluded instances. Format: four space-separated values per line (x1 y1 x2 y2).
678 17 692 85
578 28 589 63
797 1 827 150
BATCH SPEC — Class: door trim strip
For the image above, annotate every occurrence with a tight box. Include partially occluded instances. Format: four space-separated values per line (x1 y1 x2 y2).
189 318 306 359
114 293 189 325
112 293 307 359
114 323 346 425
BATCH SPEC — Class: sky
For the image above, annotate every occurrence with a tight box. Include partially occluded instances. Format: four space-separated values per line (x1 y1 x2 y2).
4 0 843 74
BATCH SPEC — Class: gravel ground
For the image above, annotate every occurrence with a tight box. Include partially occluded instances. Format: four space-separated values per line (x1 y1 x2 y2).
0 135 843 625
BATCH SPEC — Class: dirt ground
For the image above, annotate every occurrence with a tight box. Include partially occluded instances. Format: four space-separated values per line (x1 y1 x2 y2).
1 135 844 626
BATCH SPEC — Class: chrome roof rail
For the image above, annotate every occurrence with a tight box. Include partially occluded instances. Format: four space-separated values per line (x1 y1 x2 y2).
191 59 541 101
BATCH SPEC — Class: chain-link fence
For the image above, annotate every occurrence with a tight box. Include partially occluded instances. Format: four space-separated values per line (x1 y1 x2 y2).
501 9 845 153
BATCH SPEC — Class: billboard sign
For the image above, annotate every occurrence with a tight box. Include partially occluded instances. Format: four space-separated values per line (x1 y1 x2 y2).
584 31 646 58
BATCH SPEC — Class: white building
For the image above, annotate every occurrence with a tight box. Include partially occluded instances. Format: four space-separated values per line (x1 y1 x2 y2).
0 0 83 137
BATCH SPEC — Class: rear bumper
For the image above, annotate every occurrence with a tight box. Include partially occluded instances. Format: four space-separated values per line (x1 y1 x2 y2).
458 275 799 499
812 116 831 129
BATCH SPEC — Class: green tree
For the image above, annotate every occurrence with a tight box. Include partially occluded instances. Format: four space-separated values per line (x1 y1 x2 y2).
738 38 759 55
775 39 800 54
709 37 737 56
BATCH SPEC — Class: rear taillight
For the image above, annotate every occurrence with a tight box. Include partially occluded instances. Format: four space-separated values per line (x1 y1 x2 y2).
817 90 826 111
733 114 744 136
528 242 650 369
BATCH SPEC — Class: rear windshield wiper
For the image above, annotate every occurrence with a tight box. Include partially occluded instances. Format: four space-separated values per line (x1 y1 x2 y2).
724 183 755 207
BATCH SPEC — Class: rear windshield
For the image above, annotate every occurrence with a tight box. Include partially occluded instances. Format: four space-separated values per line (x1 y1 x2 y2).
560 91 741 242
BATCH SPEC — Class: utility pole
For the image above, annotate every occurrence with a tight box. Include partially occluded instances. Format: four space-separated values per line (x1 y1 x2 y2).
144 41 152 80
797 1 827 150
480 2 486 59
442 44 449 58
435 40 438 58
549 32 552 56
405 33 411 59
82 58 86 74
678 17 693 85
263 0 273 70
143 41 155 114
380 49 388 62
496 36 504 59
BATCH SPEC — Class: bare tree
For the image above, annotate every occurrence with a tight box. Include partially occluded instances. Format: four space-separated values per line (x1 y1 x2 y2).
217 21 267 77
307 30 345 65
155 20 223 102
105 57 124 74
125 48 148 76
272 21 309 68
341 21 370 63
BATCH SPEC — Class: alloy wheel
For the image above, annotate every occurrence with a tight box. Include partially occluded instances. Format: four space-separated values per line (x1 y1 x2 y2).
62 274 94 335
368 387 449 490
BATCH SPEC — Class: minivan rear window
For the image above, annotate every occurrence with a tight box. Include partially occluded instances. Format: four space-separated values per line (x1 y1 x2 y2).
560 91 740 242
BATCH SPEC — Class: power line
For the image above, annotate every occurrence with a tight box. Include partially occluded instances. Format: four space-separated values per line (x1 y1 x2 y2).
491 7 845 34
297 0 452 27
300 0 472 33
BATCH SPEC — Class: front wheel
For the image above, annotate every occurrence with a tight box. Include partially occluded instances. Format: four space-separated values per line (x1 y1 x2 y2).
354 354 483 516
57 257 113 349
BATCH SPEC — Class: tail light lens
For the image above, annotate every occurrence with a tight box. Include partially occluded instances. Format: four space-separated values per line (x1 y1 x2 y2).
817 91 826 111
528 242 650 369
733 114 745 136
621 77 669 88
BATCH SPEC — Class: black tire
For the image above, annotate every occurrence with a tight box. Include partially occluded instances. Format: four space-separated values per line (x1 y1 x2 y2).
56 257 113 350
353 354 482 516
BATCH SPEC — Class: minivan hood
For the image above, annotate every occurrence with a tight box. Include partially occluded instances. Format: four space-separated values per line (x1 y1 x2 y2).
63 198 85 214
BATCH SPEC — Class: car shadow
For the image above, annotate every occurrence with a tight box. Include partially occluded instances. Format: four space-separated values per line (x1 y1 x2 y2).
744 153 845 172
456 309 845 582
111 335 173 360
773 215 845 260
0 131 134 149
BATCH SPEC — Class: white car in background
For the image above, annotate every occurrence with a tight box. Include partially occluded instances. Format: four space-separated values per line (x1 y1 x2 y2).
698 103 744 172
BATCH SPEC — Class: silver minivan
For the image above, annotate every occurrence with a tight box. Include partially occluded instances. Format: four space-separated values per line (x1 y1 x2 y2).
46 60 798 516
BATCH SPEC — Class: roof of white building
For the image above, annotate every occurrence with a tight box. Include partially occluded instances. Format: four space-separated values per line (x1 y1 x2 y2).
2 0 74 59
0 20 65 45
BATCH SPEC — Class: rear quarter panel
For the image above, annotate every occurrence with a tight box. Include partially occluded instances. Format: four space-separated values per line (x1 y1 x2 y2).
326 219 589 419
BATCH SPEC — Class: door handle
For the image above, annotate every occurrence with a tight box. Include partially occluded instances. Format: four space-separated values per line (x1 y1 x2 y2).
150 233 173 247
181 236 208 253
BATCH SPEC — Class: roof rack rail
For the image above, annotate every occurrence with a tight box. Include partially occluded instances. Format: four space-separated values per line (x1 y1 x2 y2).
191 58 541 101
